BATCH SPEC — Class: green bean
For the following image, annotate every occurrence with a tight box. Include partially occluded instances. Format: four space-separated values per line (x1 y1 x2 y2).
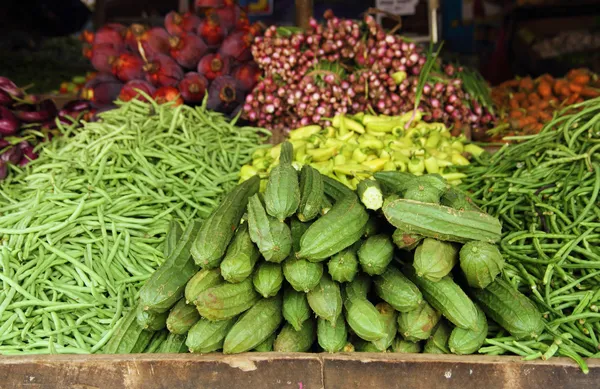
0 98 268 354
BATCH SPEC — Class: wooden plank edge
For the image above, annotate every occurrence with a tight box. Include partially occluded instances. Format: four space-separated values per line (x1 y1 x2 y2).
0 353 598 389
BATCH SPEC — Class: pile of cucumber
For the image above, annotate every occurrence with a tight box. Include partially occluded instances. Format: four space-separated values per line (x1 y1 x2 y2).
104 142 545 355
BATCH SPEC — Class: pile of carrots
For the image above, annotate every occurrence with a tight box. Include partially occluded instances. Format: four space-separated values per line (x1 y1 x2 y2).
487 68 599 141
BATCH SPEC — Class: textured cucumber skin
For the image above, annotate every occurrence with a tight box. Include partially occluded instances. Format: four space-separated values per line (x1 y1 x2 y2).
186 317 236 353
372 302 398 351
307 274 342 325
163 220 183 259
223 296 283 354
264 142 300 221
406 267 479 330
383 198 502 244
194 277 259 321
158 333 188 353
459 241 505 289
344 297 386 342
317 315 347 353
397 301 441 342
298 165 323 222
273 319 316 352
413 238 458 282
283 256 323 293
449 306 488 355
139 220 202 313
191 175 260 268
184 268 223 304
220 223 260 283
374 266 422 312
253 262 284 298
283 287 311 331
104 307 154 354
297 194 369 261
357 234 394 276
327 247 359 283
471 278 544 340
166 298 200 335
247 194 291 263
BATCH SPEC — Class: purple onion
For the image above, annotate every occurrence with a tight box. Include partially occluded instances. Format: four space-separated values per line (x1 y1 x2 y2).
0 107 20 135
430 98 440 108
1 146 22 165
14 100 57 123
0 90 13 106
0 78 23 98
0 162 7 180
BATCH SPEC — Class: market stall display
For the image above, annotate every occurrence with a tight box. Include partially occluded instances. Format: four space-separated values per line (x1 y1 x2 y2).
2 0 600 385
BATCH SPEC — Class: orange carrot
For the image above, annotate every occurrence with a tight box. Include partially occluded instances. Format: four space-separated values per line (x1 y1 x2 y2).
509 110 524 119
528 93 541 104
538 111 552 122
572 74 590 85
569 83 583 93
581 87 600 98
537 81 552 98
539 74 554 84
566 93 580 105
519 77 534 91
514 92 527 102
536 100 550 110
554 80 567 95
500 79 520 88
509 99 519 109
560 87 572 97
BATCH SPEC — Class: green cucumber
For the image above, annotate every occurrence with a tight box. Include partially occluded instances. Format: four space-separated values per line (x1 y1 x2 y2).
139 220 202 313
372 302 398 351
104 306 154 354
392 228 424 251
470 278 544 340
448 306 488 355
391 337 422 353
345 273 371 301
424 320 451 354
405 267 479 330
344 296 386 342
298 165 323 222
283 287 311 331
397 301 440 342
459 241 505 289
373 171 417 195
264 142 300 221
328 247 359 283
194 277 259 321
283 256 323 293
163 220 183 259
184 268 223 304
253 333 276 352
136 304 168 331
192 175 260 268
253 262 284 298
297 194 369 261
373 266 422 312
307 274 342 325
357 179 383 210
322 175 355 201
166 298 200 335
382 198 502 244
317 315 347 353
220 223 260 283
247 194 292 263
273 319 316 352
357 234 394 276
404 174 448 204
186 317 236 353
441 187 481 212
413 238 458 282
158 333 188 353
223 296 283 354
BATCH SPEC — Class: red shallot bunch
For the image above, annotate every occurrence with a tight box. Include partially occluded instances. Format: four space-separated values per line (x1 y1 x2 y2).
244 11 496 134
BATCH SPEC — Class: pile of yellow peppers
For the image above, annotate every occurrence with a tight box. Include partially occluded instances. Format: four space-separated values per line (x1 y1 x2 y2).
240 111 485 189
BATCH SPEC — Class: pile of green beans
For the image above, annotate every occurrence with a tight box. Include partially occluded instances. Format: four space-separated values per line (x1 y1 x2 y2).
462 97 600 372
0 98 270 354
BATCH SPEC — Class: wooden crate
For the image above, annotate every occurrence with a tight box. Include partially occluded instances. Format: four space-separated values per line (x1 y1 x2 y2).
0 353 598 388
